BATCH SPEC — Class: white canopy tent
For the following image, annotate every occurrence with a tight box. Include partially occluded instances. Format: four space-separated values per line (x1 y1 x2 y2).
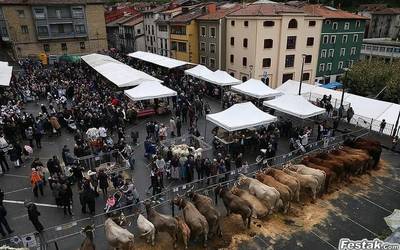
231 79 283 99
206 102 277 132
0 61 12 87
82 53 161 88
202 70 241 86
263 94 326 119
128 51 189 69
276 79 316 95
344 94 393 121
124 81 177 101
184 65 214 78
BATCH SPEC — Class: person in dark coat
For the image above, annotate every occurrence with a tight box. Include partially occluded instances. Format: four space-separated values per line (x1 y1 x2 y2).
97 169 109 198
59 184 73 216
24 201 44 232
176 116 182 137
0 204 13 236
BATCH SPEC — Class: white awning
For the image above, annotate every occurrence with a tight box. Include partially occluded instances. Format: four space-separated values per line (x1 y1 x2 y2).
344 93 393 121
81 53 161 88
276 79 317 95
203 70 241 86
124 81 177 101
128 51 190 69
263 94 326 119
206 102 277 131
0 62 12 87
184 65 213 78
231 79 283 99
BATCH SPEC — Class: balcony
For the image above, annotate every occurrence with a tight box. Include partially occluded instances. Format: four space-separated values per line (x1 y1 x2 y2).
37 31 87 40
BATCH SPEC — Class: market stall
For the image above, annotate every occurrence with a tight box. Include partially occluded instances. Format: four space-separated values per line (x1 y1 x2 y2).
263 94 326 119
128 51 190 69
184 65 213 78
231 78 283 99
0 61 12 87
124 81 177 117
206 102 277 150
82 53 161 88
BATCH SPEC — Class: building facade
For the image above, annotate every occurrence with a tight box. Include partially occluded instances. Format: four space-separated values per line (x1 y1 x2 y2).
302 5 367 84
361 38 400 63
197 3 240 71
143 5 166 54
122 16 145 53
368 8 400 40
0 0 107 58
169 6 206 64
225 3 323 88
155 7 182 57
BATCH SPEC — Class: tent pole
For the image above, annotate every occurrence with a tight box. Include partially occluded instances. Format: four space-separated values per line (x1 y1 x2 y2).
204 117 208 141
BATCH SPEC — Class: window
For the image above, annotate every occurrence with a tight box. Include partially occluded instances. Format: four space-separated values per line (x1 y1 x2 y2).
242 57 247 66
319 63 325 72
151 25 154 35
158 25 167 32
37 26 48 35
351 47 356 55
330 35 336 44
286 36 296 49
171 41 177 50
210 27 216 38
263 21 274 27
71 7 84 18
321 49 327 58
230 37 234 46
302 72 310 81
325 20 331 25
137 29 141 34
21 25 28 34
323 35 329 44
285 55 295 68
230 72 235 77
340 48 346 56
342 35 348 43
210 43 216 53
209 58 216 68
344 22 350 30
328 49 334 57
304 55 312 64
356 20 361 28
231 20 235 26
332 22 338 30
288 19 297 28
350 60 354 66
171 25 186 35
61 43 67 51
306 37 314 46
75 24 86 34
309 20 316 26
178 42 186 52
353 34 358 42
262 58 271 68
243 38 248 48
200 56 206 65
244 21 248 27
242 76 248 82
80 41 85 49
282 73 294 83
17 10 25 18
200 26 206 37
230 54 234 63
200 42 206 52
338 61 343 69
264 39 273 48
33 8 45 19
327 63 332 71
43 44 50 52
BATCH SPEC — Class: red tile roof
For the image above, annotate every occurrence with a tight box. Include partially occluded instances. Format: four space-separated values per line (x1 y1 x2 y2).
169 4 205 24
123 16 144 26
303 4 369 19
197 4 242 20
372 8 400 15
0 0 104 4
229 3 304 16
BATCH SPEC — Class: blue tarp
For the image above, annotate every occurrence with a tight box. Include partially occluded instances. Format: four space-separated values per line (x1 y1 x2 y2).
321 82 343 90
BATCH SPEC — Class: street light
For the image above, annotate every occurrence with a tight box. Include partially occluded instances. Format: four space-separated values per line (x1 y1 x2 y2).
249 65 254 79
298 54 306 96
340 67 350 108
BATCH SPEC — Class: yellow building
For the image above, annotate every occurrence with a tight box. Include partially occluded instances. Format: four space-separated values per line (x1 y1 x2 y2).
0 0 107 59
169 6 205 64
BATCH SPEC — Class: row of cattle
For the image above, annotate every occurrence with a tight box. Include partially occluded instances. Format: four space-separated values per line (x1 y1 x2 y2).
93 137 382 250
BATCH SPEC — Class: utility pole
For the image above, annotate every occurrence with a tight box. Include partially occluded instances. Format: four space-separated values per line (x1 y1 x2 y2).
298 54 306 95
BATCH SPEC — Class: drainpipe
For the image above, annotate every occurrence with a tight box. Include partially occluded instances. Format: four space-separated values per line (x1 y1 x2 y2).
218 18 222 69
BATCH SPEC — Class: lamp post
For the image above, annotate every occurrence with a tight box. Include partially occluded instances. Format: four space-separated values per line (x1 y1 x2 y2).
249 65 254 79
298 54 306 96
340 67 350 108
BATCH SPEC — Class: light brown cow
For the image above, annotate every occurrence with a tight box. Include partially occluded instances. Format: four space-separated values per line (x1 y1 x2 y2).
283 169 319 201
231 186 269 218
264 168 301 202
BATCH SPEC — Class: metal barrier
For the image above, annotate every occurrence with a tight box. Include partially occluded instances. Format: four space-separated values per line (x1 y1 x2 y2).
0 128 369 249
160 134 213 158
77 150 128 173
302 92 351 110
353 114 397 136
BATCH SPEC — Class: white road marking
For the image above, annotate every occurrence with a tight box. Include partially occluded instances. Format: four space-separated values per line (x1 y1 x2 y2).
5 187 31 194
3 200 59 208
373 180 400 195
4 174 29 178
355 194 392 213
310 230 337 249
12 214 28 220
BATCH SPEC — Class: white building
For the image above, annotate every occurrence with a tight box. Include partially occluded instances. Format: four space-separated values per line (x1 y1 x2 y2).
361 38 400 62
155 7 182 56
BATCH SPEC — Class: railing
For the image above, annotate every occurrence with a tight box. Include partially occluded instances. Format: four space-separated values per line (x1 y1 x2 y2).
77 150 128 173
302 92 351 110
353 114 398 136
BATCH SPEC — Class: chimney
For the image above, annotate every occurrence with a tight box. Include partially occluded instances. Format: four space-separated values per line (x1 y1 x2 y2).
207 3 217 14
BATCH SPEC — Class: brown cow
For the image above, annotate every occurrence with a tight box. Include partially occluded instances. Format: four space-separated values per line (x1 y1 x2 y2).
283 169 319 201
231 186 269 218
301 156 335 193
264 168 300 202
307 154 345 182
255 172 292 213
